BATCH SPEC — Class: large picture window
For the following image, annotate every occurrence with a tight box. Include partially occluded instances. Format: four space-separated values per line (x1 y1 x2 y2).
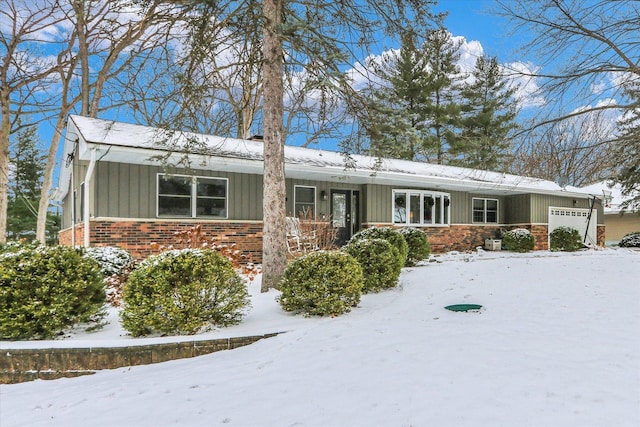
393 190 450 226
472 198 498 223
294 185 316 219
157 174 228 218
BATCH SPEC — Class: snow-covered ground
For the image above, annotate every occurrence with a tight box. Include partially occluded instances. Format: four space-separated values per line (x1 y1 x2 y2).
1 249 639 427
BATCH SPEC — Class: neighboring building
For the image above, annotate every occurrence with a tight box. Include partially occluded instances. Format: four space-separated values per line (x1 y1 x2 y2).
581 181 640 246
53 115 605 261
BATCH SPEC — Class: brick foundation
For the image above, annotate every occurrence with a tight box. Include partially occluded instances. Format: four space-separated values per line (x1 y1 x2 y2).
362 223 579 252
59 220 264 263
59 220 605 261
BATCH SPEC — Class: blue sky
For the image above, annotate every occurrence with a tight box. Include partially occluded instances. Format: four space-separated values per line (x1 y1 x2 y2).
435 0 513 58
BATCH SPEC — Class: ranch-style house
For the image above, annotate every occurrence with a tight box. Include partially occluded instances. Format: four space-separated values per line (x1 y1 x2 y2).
53 115 605 262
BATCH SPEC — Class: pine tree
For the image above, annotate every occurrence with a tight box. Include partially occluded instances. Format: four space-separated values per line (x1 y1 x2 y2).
7 125 59 243
452 55 518 171
362 28 463 164
364 32 433 161
420 28 464 164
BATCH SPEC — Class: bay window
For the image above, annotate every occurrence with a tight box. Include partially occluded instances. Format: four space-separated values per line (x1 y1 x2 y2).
393 190 450 226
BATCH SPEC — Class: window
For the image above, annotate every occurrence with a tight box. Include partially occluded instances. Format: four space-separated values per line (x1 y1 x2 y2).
294 186 316 219
393 190 450 226
472 198 498 223
157 174 227 218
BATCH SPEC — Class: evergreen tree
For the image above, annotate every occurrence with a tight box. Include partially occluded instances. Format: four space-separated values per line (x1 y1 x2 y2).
452 55 518 171
362 28 464 164
364 32 433 161
613 87 640 211
7 125 59 243
420 28 464 164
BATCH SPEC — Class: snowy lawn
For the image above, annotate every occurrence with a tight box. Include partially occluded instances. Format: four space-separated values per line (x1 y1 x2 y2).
1 249 639 427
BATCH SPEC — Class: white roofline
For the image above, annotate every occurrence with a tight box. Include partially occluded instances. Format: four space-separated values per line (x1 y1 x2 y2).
53 115 600 202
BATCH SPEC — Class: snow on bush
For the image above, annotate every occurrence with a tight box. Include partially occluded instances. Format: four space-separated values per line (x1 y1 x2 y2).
348 227 408 267
121 249 250 337
619 231 640 248
343 238 401 293
278 251 363 317
0 245 106 340
399 227 431 266
549 226 583 252
84 246 134 277
502 228 535 252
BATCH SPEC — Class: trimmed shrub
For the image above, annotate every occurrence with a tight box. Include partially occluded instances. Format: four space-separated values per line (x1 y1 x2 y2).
121 249 250 337
503 228 535 252
84 246 134 277
278 251 363 316
348 227 408 267
0 245 106 340
549 226 584 251
399 227 431 266
619 231 640 248
344 238 401 293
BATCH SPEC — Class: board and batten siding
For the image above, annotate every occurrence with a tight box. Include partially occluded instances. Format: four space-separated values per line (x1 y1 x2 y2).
530 194 603 225
93 163 264 220
504 194 531 224
285 179 361 219
364 185 476 225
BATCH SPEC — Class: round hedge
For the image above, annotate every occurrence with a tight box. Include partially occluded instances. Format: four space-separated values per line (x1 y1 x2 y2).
549 226 583 251
348 227 408 267
503 228 535 252
344 238 401 293
0 245 106 340
121 249 250 337
399 227 431 266
619 231 640 248
278 251 363 316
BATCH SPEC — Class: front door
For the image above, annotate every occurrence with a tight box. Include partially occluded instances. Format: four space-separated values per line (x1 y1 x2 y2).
331 190 360 245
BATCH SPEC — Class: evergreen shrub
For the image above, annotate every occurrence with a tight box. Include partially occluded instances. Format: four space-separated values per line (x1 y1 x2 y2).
278 251 363 316
84 246 134 277
502 228 535 252
619 231 640 248
348 227 408 266
344 238 401 293
549 226 583 251
399 227 431 266
121 249 250 337
0 245 106 340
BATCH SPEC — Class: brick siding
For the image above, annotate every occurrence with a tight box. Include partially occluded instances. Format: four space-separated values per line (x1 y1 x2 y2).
59 220 263 263
60 220 605 261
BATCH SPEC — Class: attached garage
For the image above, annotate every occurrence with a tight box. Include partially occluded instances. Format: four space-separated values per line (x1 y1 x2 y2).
548 207 598 246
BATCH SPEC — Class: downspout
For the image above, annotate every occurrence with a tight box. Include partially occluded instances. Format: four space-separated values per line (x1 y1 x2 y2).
83 148 98 248
583 195 596 244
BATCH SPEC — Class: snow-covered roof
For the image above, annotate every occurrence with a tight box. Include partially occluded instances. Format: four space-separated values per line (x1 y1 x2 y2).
581 181 638 213
54 115 595 201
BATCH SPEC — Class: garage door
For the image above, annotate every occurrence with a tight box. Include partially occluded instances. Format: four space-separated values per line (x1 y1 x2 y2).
548 207 597 245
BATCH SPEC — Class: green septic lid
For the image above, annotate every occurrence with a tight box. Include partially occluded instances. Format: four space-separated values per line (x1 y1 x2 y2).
445 304 483 312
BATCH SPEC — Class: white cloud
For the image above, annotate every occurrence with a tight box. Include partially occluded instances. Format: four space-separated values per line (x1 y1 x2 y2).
502 61 546 108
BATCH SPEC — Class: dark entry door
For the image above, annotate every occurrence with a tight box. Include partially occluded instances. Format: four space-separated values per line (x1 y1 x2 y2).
331 190 360 245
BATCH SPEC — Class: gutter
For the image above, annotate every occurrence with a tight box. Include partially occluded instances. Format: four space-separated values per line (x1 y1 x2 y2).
83 148 98 248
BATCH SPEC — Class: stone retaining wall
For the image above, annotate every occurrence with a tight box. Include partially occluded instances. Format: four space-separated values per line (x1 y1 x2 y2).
1 333 279 384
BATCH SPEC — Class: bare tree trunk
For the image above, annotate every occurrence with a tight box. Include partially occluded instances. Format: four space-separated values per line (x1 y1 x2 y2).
261 0 287 292
36 115 66 243
0 89 10 244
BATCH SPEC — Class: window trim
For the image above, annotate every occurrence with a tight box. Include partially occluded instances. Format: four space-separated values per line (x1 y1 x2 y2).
156 173 229 219
392 189 450 227
472 197 499 224
293 185 316 219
